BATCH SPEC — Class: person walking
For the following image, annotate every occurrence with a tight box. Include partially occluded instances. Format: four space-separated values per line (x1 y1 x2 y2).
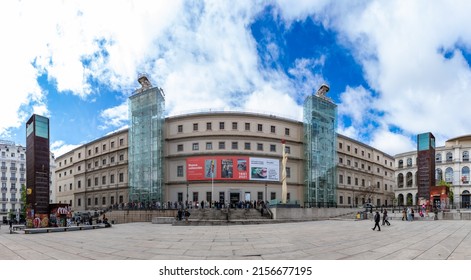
402 208 406 221
382 209 390 226
372 211 381 231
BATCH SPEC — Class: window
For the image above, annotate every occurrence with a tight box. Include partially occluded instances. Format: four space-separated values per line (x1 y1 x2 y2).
192 143 199 151
232 122 238 130
206 142 213 150
59 186 61 192
94 161 98 167
177 166 184 177
445 167 453 183
231 142 238 149
245 123 250 131
111 196 115 205
218 142 225 149
177 193 183 202
244 143 251 150
339 143 343 149
377 182 380 188
464 151 470 162
111 142 115 148
219 122 225 129
78 180 81 188
192 192 199 202
339 157 343 164
206 122 212 130
436 153 442 162
87 179 91 187
95 197 98 205
286 167 291 178
102 176 106 185
398 160 404 168
285 128 290 136
354 148 358 154
177 144 183 152
119 154 124 161
407 158 412 167
361 179 365 186
339 175 343 184
69 183 72 190
446 152 453 162
257 124 263 132
103 144 106 151
102 197 106 205
78 165 81 171
193 123 198 131
285 146 290 154
95 147 98 154
178 125 183 133
94 177 98 186
347 145 350 152
110 174 115 184
355 178 358 186
88 149 91 156
270 192 276 200
119 138 124 146
87 198 91 206
102 159 106 165
270 126 275 133
111 156 115 163
257 192 263 200
347 160 351 166
347 176 351 185
78 198 81 207
339 196 343 204
257 143 263 151
119 173 124 182
270 145 276 152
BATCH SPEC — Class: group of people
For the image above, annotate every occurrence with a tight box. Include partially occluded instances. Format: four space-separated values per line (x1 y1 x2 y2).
372 209 391 231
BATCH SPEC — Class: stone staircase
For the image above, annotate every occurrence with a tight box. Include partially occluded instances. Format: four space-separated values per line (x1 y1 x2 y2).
173 208 272 226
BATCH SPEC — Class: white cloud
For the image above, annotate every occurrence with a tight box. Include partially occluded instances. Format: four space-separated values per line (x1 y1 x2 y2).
50 140 81 157
99 103 129 130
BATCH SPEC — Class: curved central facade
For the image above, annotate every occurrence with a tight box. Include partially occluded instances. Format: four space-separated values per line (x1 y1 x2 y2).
165 111 304 206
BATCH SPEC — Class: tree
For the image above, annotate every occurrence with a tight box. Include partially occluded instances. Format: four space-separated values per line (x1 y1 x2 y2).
437 179 453 206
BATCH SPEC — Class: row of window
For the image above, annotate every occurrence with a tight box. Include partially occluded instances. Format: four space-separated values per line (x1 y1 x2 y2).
58 154 126 178
60 195 124 208
398 151 471 168
338 174 390 190
178 142 291 153
0 152 25 159
338 157 391 176
58 173 125 192
175 191 289 203
338 142 392 166
338 196 388 207
58 138 125 167
182 122 291 136
397 166 471 187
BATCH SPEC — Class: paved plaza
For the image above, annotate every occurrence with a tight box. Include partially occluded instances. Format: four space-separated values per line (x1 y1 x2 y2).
1 219 471 260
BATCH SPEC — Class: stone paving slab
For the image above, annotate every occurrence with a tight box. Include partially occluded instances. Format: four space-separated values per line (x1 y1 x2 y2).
2 219 471 260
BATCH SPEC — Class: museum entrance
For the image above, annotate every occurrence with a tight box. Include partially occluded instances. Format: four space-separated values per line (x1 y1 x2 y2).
230 192 240 208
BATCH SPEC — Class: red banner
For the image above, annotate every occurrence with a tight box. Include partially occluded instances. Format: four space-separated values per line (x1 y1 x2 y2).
187 156 249 181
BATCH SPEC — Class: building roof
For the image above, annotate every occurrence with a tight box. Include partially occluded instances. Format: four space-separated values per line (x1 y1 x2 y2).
446 134 471 144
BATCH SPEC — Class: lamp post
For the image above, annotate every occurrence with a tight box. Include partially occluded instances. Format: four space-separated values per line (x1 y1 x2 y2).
186 183 189 209
265 183 267 202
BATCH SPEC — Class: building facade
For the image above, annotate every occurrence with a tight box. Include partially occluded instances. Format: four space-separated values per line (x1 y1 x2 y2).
0 140 26 220
336 134 396 207
395 135 471 208
55 129 129 212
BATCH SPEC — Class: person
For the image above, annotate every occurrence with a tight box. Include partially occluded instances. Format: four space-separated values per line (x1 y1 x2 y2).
372 211 381 231
9 219 13 229
184 209 191 223
402 208 406 221
382 209 390 226
177 209 183 221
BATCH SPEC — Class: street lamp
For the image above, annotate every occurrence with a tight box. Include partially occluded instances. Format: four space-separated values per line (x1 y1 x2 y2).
265 183 267 202
186 183 189 209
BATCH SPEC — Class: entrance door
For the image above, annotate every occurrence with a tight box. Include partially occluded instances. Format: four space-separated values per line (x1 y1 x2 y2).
230 192 240 208
433 196 441 208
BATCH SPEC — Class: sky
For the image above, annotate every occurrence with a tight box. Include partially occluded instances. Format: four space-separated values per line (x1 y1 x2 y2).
2 0 471 157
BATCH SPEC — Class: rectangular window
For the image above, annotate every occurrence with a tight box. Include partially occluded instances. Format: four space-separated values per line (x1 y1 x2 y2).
88 198 91 206
347 176 351 185
111 156 115 163
119 173 124 183
95 147 98 154
110 174 115 184
245 123 250 131
206 142 212 150
339 175 343 184
347 146 350 152
270 125 275 133
206 192 212 203
219 122 225 130
120 138 124 146
339 196 344 204
177 193 183 202
111 142 114 148
339 143 343 149
257 143 263 151
257 192 263 200
102 197 106 205
193 123 198 131
177 166 183 177
69 183 72 190
232 122 237 130
286 167 291 178
192 192 199 203
355 178 358 186
111 196 115 205
95 197 98 206
102 176 106 185
102 159 106 165
219 142 225 149
339 157 343 164
270 192 276 200
285 128 290 136
87 179 91 187
257 124 263 132
119 196 123 203
77 198 81 207
231 142 238 149
94 177 98 186
244 142 251 150
177 144 183 152
206 122 212 130
103 144 106 151
270 144 276 152
119 154 124 161
178 125 183 133
192 143 199 151
285 146 291 154
348 197 351 205
78 180 81 188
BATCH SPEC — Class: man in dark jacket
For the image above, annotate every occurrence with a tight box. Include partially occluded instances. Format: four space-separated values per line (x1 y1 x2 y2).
372 211 381 231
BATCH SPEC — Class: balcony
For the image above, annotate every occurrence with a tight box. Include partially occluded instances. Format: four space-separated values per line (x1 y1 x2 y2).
19 178 25 183
0 198 8 202
20 167 26 172
10 167 17 171
10 177 17 181
0 177 7 181
0 166 7 171
1 187 7 193
10 198 17 202
10 188 17 193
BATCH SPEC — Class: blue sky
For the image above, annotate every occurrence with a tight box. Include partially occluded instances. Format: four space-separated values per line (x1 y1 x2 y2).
2 0 471 157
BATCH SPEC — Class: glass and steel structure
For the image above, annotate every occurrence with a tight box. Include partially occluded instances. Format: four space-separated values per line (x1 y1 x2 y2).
303 85 337 207
128 74 165 203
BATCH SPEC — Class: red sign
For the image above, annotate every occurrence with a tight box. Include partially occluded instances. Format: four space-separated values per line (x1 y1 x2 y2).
187 156 249 181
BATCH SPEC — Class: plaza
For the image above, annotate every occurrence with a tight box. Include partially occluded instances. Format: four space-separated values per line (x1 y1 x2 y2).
1 219 471 260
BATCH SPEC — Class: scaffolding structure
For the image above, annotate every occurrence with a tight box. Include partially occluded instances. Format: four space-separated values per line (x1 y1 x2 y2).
128 74 165 203
303 85 337 207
